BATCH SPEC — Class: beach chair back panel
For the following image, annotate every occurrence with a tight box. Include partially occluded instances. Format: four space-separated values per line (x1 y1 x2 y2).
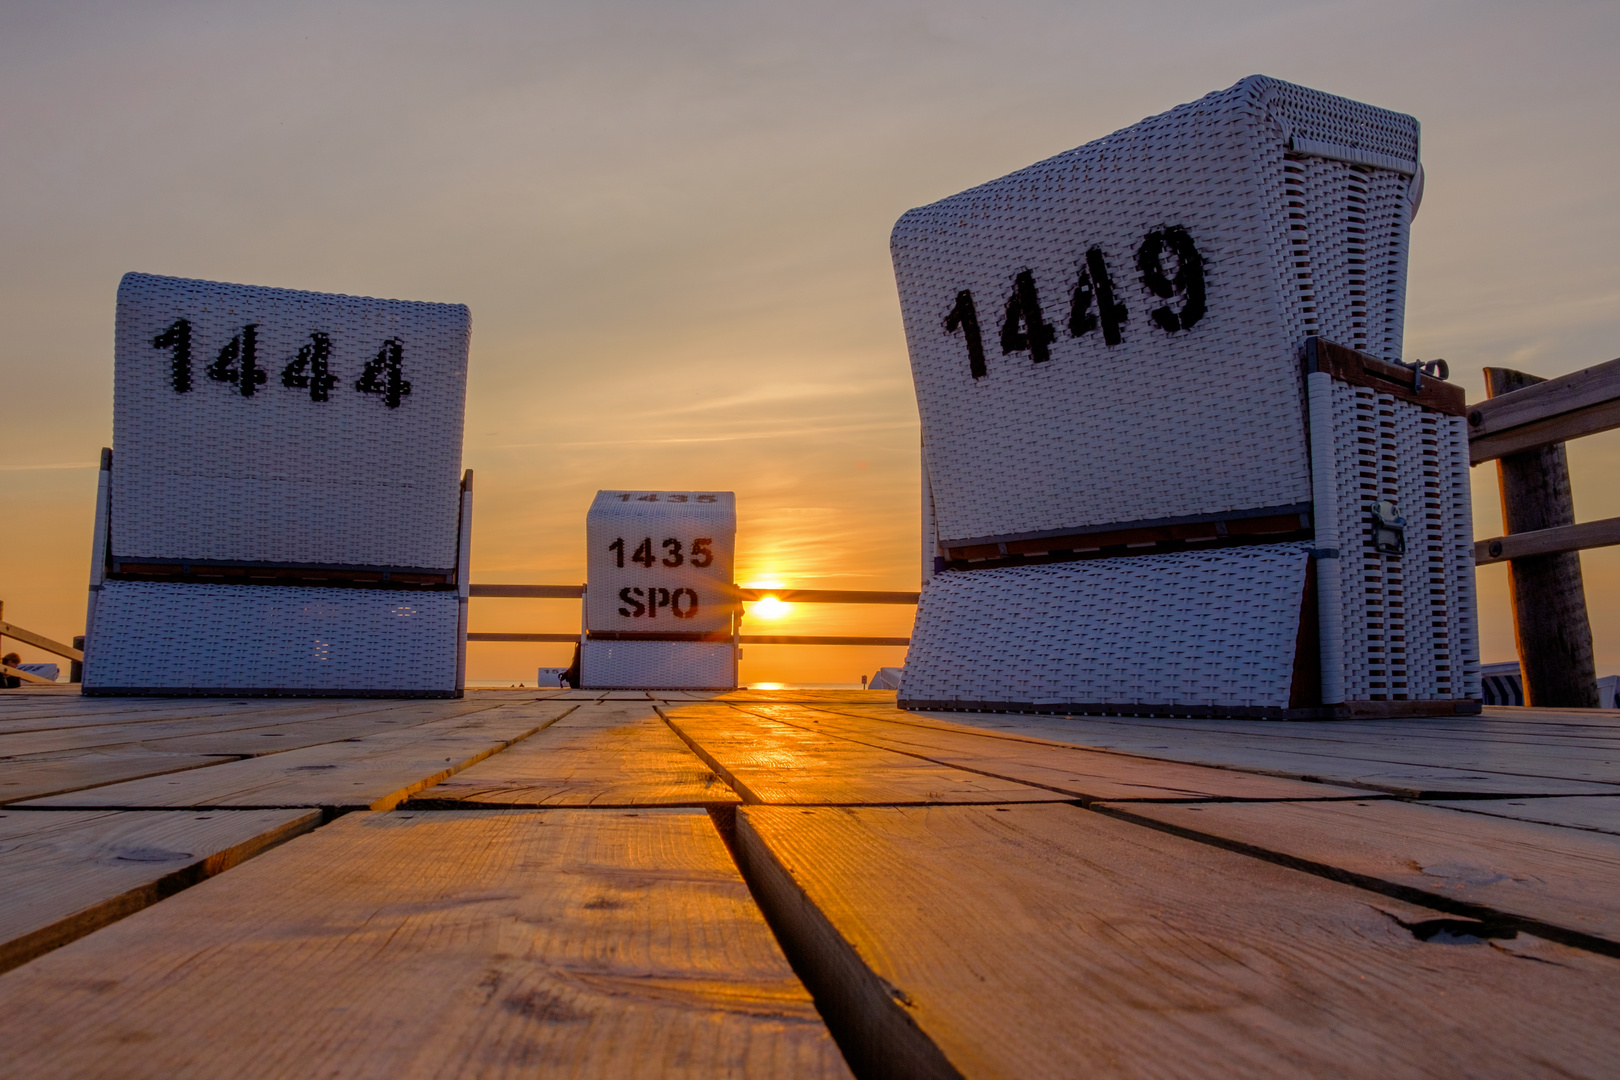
900 544 1313 712
112 274 470 570
585 491 738 638
892 75 1420 550
83 582 459 693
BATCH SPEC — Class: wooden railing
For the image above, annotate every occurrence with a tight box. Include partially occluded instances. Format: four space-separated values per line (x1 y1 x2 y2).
1469 356 1620 706
466 585 919 647
0 601 85 685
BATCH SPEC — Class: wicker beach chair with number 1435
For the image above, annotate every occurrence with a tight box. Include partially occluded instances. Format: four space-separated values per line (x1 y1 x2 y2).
82 274 473 697
579 490 739 690
892 75 1480 719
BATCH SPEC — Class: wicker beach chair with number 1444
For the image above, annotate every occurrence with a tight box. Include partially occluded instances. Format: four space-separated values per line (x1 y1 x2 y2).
82 274 473 697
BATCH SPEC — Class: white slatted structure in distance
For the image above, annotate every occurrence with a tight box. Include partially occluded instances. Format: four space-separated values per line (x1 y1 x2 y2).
581 491 738 690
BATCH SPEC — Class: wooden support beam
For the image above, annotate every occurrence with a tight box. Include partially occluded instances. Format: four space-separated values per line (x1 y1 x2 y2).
2 664 57 686
1469 355 1620 464
0 621 84 663
1486 367 1598 708
1476 516 1620 566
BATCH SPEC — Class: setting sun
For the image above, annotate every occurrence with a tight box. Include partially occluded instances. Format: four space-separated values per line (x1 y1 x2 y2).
749 595 793 621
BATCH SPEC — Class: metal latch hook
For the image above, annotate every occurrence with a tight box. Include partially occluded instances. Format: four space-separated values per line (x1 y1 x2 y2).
1370 500 1406 556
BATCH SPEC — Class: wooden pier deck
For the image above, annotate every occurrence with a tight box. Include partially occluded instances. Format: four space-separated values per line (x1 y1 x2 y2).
1 686 1618 1078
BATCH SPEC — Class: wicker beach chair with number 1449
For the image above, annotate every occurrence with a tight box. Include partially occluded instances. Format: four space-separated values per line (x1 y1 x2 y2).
892 75 1479 718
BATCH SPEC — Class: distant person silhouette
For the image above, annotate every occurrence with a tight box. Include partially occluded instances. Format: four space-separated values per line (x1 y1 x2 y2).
2 652 21 689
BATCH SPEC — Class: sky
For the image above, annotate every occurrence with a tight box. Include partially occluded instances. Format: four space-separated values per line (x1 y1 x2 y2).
2 0 1618 686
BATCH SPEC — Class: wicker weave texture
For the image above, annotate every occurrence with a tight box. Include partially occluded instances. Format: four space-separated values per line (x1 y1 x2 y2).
584 491 737 636
900 545 1311 709
1327 384 1479 701
83 582 459 692
893 76 1419 546
113 273 470 569
580 640 735 690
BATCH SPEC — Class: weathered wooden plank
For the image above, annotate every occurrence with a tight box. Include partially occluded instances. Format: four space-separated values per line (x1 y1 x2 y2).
0 809 851 1080
0 621 83 662
1 664 56 685
878 709 1620 796
0 699 476 757
1469 355 1620 436
732 703 1366 802
405 703 739 808
0 698 275 727
1103 798 1620 950
0 694 513 731
0 808 317 973
660 704 1064 806
1426 796 1620 837
737 803 1620 1079
21 702 575 810
1471 396 1620 462
0 748 235 806
897 711 1620 773
1312 337 1467 415
1469 355 1620 461
1475 515 1620 565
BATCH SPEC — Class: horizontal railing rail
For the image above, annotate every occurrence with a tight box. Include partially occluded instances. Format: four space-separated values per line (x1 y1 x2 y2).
1 663 57 685
468 584 919 604
466 584 918 646
468 631 911 647
0 619 84 663
1468 356 1620 464
1470 357 1620 562
1474 515 1620 566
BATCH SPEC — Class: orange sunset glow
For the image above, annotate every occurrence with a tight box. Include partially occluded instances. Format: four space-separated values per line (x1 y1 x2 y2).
2 3 1619 687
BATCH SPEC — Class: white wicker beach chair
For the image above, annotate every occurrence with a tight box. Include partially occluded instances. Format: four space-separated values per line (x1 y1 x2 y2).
82 274 473 697
892 75 1478 718
579 490 738 690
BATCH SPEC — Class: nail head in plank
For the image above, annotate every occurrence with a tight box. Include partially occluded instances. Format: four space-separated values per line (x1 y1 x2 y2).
1103 798 1620 948
737 803 1620 1080
1473 515 1620 565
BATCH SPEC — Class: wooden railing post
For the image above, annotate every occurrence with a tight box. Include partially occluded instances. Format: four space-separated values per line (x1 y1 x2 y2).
1485 367 1599 707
